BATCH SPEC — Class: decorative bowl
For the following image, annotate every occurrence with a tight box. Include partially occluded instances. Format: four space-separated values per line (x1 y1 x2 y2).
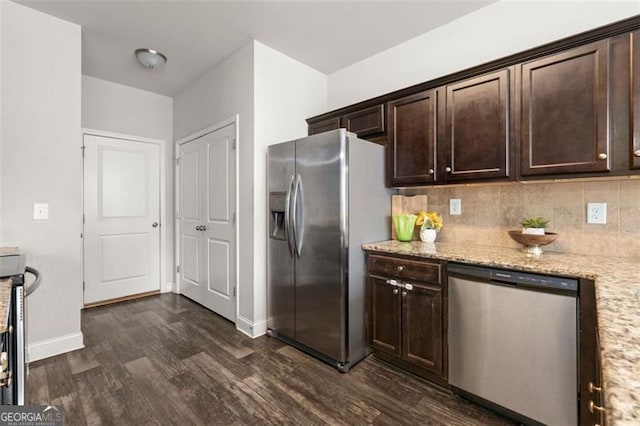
508 230 559 255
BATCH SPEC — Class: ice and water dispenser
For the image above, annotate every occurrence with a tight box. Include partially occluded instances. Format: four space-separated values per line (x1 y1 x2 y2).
269 192 286 240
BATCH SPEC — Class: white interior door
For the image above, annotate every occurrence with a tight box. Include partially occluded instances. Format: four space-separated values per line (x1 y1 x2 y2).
84 134 161 304
178 123 236 322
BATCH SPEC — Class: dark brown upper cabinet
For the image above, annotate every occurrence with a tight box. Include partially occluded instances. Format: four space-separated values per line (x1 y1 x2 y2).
519 40 611 176
344 104 385 138
632 31 640 170
308 116 341 136
442 68 512 182
387 90 438 186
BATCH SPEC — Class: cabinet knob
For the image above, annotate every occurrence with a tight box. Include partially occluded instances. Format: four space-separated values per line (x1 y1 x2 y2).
428 169 434 175
589 401 605 413
397 265 404 272
404 283 413 291
386 279 398 286
598 153 607 160
588 382 602 393
393 288 399 295
401 291 407 296
634 150 640 158
445 167 452 172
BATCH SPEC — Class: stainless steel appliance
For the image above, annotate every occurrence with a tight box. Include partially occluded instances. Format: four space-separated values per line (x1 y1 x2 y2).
267 129 389 372
448 263 578 425
0 250 41 405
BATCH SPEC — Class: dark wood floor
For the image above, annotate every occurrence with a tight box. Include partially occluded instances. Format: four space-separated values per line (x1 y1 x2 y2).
28 294 515 425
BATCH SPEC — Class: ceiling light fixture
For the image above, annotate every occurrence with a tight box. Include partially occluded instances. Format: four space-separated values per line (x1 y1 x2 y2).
135 48 167 69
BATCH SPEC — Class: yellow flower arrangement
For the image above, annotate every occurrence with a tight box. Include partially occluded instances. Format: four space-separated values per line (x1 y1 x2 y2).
415 211 443 231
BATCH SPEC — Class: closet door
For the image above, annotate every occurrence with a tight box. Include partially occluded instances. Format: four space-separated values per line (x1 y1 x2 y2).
178 122 237 322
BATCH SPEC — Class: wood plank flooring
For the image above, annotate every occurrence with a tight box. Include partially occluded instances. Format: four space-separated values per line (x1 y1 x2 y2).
28 294 516 425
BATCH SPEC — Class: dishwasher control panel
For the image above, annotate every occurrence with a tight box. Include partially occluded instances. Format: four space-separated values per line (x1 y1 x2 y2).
491 269 578 292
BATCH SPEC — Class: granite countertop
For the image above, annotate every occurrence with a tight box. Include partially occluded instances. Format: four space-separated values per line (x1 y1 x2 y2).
0 279 12 334
362 240 640 426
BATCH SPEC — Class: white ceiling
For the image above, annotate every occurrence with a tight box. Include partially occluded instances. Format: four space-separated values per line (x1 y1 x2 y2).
17 0 496 96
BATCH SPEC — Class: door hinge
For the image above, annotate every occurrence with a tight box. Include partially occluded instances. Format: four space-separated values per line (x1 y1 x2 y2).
81 146 85 157
233 287 236 297
176 265 180 274
232 212 236 225
82 281 85 291
232 139 236 150
176 157 180 166
83 214 85 224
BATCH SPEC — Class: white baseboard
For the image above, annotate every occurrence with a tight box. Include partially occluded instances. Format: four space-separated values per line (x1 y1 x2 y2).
28 332 84 362
162 282 174 293
236 315 267 338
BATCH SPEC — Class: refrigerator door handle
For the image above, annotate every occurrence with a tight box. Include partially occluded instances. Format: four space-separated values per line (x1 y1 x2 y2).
284 174 295 257
291 174 304 258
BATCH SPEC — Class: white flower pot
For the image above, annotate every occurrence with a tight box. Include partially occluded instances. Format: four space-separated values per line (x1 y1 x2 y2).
522 227 545 235
420 228 437 243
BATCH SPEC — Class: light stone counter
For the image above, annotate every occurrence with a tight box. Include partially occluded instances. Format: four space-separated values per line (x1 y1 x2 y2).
362 240 640 426
0 279 12 334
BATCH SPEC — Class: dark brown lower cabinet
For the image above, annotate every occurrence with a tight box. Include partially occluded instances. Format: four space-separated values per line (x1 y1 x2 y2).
369 277 401 356
367 254 446 384
401 283 443 373
579 278 607 425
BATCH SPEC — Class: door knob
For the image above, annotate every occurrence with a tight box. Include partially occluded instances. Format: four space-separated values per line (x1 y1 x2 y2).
201 225 207 231
152 222 159 228
195 225 202 231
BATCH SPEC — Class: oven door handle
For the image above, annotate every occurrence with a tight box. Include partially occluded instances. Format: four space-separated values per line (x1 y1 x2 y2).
24 266 42 297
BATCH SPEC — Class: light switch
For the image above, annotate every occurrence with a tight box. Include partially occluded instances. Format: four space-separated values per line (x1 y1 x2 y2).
33 203 49 220
450 198 462 216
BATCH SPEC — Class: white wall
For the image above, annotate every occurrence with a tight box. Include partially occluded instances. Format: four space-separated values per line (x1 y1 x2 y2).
82 75 174 292
327 0 640 109
173 42 255 331
252 41 326 334
1 1 83 360
173 41 326 337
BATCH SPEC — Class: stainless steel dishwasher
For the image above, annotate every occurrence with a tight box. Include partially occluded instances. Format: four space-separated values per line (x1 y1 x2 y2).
448 263 578 426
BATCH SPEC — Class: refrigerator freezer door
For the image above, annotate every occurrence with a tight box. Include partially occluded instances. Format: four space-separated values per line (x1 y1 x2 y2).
294 131 347 362
267 141 296 340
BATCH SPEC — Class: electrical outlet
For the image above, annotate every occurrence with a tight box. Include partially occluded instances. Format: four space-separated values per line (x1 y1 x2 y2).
450 198 462 216
33 203 49 220
587 202 607 224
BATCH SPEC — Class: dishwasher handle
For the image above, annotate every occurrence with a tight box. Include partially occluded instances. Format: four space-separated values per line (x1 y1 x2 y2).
448 263 491 281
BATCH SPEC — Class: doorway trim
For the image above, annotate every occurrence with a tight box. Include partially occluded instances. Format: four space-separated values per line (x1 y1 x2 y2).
82 128 169 303
174 115 240 323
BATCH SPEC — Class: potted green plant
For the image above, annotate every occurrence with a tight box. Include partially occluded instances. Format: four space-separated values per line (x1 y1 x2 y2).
520 216 549 235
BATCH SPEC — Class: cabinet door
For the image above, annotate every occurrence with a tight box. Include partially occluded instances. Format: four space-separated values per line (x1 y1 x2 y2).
308 116 341 136
344 104 385 138
632 31 640 170
444 69 510 182
520 40 610 176
387 90 438 186
401 284 443 374
368 277 401 356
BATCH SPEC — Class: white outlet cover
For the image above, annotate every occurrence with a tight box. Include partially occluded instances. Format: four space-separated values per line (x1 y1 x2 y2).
33 203 49 220
450 198 462 216
587 202 606 224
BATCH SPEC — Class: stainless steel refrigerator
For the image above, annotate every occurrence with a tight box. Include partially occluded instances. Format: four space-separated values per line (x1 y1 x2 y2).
267 129 390 372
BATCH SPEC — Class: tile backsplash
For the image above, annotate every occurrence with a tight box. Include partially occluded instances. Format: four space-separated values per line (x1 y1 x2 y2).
400 178 640 259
